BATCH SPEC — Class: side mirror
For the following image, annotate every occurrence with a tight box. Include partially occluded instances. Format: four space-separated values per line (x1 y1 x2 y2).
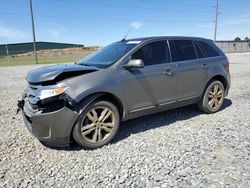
124 59 144 69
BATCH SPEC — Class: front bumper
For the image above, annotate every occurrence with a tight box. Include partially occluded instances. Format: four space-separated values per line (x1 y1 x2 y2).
22 98 79 147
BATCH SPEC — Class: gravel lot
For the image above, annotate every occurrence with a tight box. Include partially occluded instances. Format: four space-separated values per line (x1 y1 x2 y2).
0 53 250 187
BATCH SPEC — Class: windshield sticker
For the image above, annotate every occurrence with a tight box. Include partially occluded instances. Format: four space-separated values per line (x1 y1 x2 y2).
127 41 141 44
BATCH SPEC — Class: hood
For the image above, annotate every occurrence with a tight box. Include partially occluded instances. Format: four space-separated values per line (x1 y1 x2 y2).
26 63 99 85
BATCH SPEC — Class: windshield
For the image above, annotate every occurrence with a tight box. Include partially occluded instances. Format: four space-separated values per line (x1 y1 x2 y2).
78 42 137 68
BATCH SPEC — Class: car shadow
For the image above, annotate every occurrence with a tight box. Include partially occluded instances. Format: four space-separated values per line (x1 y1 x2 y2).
44 98 232 151
112 98 232 144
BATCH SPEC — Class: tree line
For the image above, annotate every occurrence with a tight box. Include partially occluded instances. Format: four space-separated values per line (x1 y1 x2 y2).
234 37 250 42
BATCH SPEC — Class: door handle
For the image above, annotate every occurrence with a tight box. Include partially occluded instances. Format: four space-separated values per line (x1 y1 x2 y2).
201 64 208 70
163 67 174 76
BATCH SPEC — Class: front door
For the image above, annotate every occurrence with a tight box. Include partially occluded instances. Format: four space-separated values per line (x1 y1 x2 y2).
120 41 177 113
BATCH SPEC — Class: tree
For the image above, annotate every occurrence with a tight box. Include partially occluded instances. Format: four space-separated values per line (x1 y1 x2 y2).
244 37 250 42
234 37 241 42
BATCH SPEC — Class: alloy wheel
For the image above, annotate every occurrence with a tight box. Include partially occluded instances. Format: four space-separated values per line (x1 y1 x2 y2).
80 106 115 144
207 83 224 110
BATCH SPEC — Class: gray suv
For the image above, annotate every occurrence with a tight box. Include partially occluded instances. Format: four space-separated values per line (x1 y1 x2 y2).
18 37 231 149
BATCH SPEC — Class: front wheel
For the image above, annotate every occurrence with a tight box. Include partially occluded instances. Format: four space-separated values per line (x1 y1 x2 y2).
73 100 120 149
198 80 225 113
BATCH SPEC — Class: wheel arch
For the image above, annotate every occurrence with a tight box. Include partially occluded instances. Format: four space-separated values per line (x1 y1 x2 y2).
69 92 125 144
198 75 227 113
92 92 124 119
73 92 124 119
207 75 228 90
201 74 228 99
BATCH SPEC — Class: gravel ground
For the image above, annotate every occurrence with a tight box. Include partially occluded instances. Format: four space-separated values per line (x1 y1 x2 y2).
0 53 250 187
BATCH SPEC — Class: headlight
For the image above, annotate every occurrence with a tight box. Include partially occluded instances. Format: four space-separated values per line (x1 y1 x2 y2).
37 87 67 100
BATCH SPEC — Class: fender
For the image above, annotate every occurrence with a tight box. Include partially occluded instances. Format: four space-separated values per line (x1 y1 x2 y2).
202 71 230 98
72 91 126 118
72 93 104 115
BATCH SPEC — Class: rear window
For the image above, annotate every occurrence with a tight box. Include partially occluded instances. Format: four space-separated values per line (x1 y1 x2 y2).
169 40 197 62
197 41 220 57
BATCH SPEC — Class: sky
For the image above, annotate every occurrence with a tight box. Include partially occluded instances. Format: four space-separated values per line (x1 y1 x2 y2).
0 0 250 46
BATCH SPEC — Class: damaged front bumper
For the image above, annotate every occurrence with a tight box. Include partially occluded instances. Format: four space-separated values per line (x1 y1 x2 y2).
19 96 79 147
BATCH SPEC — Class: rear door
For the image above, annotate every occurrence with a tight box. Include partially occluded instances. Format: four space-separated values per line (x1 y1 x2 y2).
169 40 207 100
120 40 177 112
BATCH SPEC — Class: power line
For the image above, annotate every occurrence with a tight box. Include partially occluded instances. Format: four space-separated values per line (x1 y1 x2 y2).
53 0 213 14
0 12 214 23
137 0 215 8
56 0 214 8
220 8 247 16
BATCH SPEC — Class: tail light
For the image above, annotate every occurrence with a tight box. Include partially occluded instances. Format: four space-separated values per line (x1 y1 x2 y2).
224 61 230 72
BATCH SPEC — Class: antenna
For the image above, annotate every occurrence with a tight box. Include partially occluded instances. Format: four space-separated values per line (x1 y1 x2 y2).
122 27 131 41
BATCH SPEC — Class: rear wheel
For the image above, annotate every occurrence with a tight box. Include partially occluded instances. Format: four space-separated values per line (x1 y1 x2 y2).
73 100 120 149
198 80 225 113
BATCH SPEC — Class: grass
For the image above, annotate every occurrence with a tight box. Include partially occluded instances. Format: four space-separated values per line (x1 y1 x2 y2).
0 57 80 66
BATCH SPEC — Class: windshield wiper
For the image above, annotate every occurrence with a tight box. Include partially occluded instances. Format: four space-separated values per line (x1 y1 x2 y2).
76 62 91 67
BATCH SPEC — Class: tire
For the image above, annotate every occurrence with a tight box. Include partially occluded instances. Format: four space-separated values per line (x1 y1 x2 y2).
73 100 120 149
198 80 225 114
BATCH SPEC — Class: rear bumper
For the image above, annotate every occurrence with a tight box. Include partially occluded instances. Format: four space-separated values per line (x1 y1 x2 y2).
22 99 79 147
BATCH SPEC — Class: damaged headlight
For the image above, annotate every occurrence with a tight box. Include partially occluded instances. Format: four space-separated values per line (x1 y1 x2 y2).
37 87 68 100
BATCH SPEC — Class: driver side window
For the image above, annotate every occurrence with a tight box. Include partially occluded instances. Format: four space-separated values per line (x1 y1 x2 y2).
131 41 170 66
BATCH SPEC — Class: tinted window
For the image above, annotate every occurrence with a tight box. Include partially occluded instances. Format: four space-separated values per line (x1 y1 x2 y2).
169 40 197 62
132 41 170 66
194 41 205 59
198 41 220 57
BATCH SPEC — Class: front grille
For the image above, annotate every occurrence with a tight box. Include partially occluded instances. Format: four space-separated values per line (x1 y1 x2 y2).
27 84 38 97
26 84 39 109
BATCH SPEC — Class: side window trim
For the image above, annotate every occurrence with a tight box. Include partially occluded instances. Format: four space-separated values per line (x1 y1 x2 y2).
169 40 179 62
144 44 151 58
195 40 208 58
193 40 207 59
166 40 173 62
192 40 199 59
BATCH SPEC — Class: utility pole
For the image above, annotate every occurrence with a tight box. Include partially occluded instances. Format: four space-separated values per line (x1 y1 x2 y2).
214 0 219 42
29 0 38 64
5 44 10 62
